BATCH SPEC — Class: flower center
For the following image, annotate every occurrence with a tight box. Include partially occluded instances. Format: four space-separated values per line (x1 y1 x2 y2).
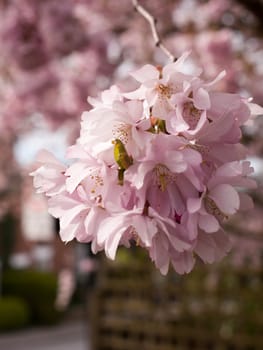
183 102 202 130
154 164 176 192
156 83 172 99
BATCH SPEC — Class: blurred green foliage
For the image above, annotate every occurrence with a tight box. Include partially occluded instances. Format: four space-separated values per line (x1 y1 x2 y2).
2 269 62 325
0 297 30 331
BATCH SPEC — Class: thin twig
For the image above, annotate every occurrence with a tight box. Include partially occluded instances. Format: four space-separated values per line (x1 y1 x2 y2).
132 0 177 62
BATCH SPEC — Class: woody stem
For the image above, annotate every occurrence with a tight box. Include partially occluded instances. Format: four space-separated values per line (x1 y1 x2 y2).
132 0 177 62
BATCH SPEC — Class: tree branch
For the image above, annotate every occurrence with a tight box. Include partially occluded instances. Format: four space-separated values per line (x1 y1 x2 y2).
132 0 177 62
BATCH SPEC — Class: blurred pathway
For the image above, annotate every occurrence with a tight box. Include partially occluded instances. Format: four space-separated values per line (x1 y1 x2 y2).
0 308 90 350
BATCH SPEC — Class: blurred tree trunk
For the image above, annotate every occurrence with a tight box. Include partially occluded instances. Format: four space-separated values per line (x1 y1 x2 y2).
0 213 16 270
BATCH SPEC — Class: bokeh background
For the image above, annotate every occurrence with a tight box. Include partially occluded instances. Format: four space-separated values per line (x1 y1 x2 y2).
0 0 262 349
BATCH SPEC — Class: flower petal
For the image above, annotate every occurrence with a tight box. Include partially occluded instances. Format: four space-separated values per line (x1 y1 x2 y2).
187 197 202 213
209 184 240 215
194 87 210 110
130 64 159 83
199 214 220 233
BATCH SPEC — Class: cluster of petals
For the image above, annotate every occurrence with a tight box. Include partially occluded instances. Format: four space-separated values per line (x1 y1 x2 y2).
31 52 262 275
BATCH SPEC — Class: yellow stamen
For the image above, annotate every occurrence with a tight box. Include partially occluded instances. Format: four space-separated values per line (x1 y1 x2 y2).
157 83 172 98
205 196 228 220
155 164 176 191
112 123 131 144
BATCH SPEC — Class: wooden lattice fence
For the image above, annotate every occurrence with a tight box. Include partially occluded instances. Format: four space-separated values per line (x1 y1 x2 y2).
88 249 263 350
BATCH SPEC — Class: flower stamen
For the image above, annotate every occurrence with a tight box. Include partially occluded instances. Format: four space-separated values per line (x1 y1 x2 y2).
186 143 210 156
183 102 202 130
88 169 104 195
205 196 228 220
156 83 172 99
154 164 176 191
112 123 131 144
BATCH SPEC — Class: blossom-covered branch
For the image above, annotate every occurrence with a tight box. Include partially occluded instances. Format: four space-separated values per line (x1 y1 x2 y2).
31 52 263 275
132 0 177 61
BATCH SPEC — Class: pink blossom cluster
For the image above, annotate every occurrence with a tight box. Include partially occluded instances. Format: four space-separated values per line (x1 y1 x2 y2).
31 53 262 275
0 0 115 134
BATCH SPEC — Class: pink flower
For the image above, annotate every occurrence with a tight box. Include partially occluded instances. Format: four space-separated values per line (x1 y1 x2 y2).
30 150 66 196
149 228 194 275
125 134 203 220
194 229 232 264
48 186 108 244
125 51 193 118
187 182 240 236
166 92 208 135
165 71 225 137
186 160 256 239
79 96 152 164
